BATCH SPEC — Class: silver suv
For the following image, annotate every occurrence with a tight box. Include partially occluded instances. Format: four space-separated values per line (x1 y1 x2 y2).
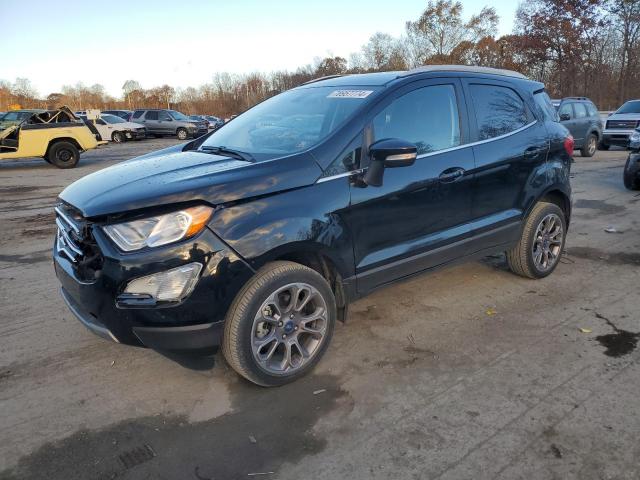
132 109 207 140
601 100 640 150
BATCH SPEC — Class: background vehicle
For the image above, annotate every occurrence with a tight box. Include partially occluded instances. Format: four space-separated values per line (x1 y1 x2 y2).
0 109 46 130
189 115 209 129
552 97 602 156
624 128 640 189
204 115 224 130
79 113 146 143
131 109 207 139
601 100 640 150
54 67 573 386
0 107 104 168
102 110 133 122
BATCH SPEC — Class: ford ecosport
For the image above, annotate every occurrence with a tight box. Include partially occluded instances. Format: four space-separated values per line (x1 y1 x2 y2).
53 66 573 386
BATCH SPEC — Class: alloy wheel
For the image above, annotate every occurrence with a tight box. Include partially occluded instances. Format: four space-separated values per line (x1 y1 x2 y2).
251 282 328 375
588 136 597 155
532 213 564 271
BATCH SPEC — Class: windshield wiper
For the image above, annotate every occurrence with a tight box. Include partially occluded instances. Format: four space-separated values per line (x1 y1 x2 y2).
200 145 255 162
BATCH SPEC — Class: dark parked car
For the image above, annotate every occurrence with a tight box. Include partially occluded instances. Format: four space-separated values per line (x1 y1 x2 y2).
189 115 209 129
552 97 602 157
131 109 207 139
54 66 573 386
204 115 225 130
624 127 640 190
102 110 133 122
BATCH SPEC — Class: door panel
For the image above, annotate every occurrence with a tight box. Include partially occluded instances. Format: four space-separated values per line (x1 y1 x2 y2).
341 79 475 293
462 79 549 241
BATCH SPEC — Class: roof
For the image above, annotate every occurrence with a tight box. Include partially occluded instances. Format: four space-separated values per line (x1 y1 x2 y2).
401 65 527 79
301 65 530 89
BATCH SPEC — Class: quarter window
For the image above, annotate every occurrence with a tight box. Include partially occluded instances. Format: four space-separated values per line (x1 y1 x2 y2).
372 84 460 155
132 110 144 119
470 84 529 140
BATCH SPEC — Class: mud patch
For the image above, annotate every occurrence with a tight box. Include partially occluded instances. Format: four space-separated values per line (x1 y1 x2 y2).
567 247 640 266
0 185 47 196
573 199 626 215
0 250 51 265
1 374 346 480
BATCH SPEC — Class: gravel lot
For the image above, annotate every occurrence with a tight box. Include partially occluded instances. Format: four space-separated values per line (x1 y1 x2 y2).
1 140 639 479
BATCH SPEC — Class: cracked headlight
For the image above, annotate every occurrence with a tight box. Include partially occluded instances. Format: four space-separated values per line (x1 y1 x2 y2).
103 205 213 251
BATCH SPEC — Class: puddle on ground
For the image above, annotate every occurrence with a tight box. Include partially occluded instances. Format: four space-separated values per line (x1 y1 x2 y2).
573 199 626 214
596 330 639 357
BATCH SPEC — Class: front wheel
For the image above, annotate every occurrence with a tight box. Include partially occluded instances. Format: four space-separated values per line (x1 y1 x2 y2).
581 133 597 157
506 201 566 279
47 141 79 169
176 128 188 140
112 131 124 143
623 155 640 190
222 261 336 387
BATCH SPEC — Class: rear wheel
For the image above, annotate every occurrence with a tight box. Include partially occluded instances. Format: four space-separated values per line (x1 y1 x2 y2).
581 133 597 157
507 201 566 279
176 128 188 140
112 131 124 143
623 155 640 190
222 261 336 387
47 141 79 169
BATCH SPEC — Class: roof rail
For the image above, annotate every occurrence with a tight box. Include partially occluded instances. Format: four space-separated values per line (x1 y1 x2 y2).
564 96 589 100
302 74 344 85
401 65 527 80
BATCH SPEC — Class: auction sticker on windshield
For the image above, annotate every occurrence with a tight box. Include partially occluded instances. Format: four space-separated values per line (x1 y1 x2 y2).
327 90 373 98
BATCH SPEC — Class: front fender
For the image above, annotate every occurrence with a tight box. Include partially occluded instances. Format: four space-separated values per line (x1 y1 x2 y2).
209 179 354 279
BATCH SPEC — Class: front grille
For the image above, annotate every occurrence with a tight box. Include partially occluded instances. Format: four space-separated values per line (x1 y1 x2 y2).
55 204 104 281
606 120 639 129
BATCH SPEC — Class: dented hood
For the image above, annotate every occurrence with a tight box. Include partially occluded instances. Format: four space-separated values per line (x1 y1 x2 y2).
59 146 322 217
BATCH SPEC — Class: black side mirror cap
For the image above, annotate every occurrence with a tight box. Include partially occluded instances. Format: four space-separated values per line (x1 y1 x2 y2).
364 138 417 187
559 113 571 121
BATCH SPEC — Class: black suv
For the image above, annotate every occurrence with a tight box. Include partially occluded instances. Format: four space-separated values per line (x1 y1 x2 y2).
552 97 602 157
54 66 573 386
131 109 208 139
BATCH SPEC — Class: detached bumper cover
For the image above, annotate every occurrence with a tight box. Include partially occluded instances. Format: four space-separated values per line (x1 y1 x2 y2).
54 226 254 352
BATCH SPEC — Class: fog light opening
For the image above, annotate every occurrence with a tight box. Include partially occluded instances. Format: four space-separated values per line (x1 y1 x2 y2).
124 262 203 302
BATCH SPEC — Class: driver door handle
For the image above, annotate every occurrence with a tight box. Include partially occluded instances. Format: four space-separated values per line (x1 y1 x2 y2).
439 167 466 183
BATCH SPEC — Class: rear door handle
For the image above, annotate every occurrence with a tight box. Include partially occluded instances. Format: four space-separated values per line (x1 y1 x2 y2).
524 146 547 159
438 167 466 183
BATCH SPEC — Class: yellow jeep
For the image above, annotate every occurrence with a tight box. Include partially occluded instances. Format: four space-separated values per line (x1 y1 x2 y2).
0 106 105 168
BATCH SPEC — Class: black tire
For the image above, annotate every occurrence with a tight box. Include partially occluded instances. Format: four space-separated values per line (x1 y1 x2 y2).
580 133 597 157
111 131 124 143
222 261 336 387
176 128 188 140
623 155 640 190
506 201 566 279
598 141 610 151
47 141 79 169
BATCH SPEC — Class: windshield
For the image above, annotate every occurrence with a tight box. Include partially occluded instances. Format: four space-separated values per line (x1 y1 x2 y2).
102 114 126 124
617 101 640 114
169 110 190 121
200 86 377 158
2 111 31 121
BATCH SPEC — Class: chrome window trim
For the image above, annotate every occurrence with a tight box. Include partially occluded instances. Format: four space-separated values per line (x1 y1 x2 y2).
316 121 537 183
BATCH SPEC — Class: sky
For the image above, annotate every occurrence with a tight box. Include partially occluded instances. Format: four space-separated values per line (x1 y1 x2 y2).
1 0 519 98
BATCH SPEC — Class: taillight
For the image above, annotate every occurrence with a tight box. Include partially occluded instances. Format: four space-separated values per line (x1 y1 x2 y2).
564 135 574 157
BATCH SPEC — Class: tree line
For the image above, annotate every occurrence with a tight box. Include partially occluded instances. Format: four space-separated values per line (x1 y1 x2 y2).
2 0 639 116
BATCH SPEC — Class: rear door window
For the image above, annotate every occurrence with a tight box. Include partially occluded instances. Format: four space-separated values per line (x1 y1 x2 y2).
372 84 460 155
469 84 529 140
574 103 588 119
145 111 158 120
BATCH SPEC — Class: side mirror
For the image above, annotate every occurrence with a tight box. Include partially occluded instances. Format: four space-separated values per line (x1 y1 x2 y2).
364 138 417 187
559 113 571 121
